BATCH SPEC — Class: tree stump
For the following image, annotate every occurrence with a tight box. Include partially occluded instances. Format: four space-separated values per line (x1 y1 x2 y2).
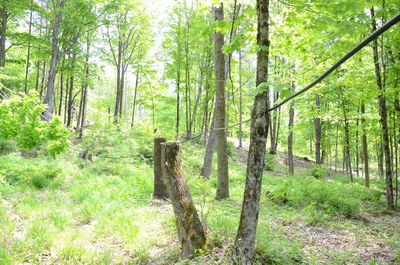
153 137 168 200
161 142 207 258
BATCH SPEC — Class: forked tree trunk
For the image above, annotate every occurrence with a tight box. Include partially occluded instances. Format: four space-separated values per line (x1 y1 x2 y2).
233 0 270 262
161 142 207 258
214 3 229 200
43 0 64 120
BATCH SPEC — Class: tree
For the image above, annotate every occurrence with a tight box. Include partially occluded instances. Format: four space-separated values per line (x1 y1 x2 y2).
233 0 270 262
213 3 229 200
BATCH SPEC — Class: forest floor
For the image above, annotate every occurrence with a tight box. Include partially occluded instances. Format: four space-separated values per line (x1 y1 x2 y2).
0 127 399 265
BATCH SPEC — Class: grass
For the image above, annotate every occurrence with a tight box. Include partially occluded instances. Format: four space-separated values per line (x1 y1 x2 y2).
0 126 399 264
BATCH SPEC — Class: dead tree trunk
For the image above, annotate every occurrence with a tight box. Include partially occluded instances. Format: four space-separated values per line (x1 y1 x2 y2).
154 138 168 200
161 142 207 258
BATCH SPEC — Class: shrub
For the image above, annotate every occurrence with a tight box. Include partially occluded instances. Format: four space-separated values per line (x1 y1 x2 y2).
0 92 69 157
267 176 363 220
311 164 327 178
265 154 274 171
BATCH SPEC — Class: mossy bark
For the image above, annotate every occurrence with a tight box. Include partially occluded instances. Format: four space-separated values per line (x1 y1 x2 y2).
161 142 207 258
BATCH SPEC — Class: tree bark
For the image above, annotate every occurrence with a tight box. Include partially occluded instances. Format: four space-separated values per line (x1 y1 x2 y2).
339 86 353 182
0 4 8 67
24 0 34 93
315 95 322 164
200 108 217 179
131 68 140 127
67 53 76 128
371 7 394 210
153 138 168 200
239 48 243 148
161 142 207 258
43 0 64 121
214 3 229 200
288 81 295 175
361 103 370 187
233 0 270 263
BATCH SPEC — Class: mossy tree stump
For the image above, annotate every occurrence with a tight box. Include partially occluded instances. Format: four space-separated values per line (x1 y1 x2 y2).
153 137 168 200
161 141 207 258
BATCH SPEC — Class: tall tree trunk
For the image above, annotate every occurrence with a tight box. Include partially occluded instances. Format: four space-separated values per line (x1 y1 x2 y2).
114 41 122 123
131 68 140 127
361 103 370 188
214 3 229 200
24 0 34 93
43 0 64 121
0 5 8 67
58 70 64 116
315 95 322 164
239 48 243 148
339 86 353 182
233 0 270 262
39 61 46 99
371 7 394 210
288 82 295 175
200 108 216 179
67 53 76 128
189 69 204 134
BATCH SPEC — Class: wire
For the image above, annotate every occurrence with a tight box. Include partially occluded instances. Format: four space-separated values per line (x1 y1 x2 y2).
182 11 400 144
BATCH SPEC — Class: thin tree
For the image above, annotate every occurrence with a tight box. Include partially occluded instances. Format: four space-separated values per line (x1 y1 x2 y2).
233 0 270 262
214 3 229 200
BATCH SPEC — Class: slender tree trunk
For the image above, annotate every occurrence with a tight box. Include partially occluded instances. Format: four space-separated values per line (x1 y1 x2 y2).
35 61 41 91
189 69 204 134
0 5 7 67
233 0 270 262
200 108 216 179
114 41 122 123
43 0 64 121
339 86 353 182
371 7 394 210
24 0 34 93
239 48 243 148
67 53 76 128
355 107 360 177
40 61 46 99
315 95 322 164
64 77 69 124
335 123 339 171
214 3 229 200
58 70 64 116
176 70 181 137
131 68 140 127
361 103 370 187
288 81 295 175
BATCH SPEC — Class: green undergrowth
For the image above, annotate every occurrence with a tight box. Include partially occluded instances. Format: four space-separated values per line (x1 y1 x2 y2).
0 126 398 264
